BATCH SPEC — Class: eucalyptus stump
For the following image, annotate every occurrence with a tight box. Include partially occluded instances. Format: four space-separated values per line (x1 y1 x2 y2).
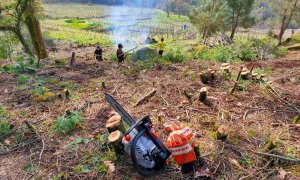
199 87 208 102
241 67 250 80
200 72 209 84
108 130 124 153
216 125 228 141
220 63 231 74
106 115 127 133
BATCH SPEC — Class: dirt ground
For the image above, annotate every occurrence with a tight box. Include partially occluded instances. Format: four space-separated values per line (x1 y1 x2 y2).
0 50 300 179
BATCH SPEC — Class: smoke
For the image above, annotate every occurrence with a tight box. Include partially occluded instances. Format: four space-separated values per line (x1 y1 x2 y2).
107 5 154 50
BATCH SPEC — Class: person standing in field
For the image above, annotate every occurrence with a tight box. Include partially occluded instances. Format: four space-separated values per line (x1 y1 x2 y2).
94 46 103 62
117 43 126 63
158 38 166 56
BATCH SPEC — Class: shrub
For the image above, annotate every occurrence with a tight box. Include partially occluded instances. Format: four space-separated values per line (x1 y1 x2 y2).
163 49 186 63
5 56 37 74
201 45 233 62
197 38 287 62
52 111 83 135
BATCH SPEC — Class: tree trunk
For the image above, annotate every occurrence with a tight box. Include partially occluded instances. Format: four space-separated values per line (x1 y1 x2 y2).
166 0 170 17
14 26 34 56
230 5 241 41
278 0 298 46
278 9 288 46
25 0 48 59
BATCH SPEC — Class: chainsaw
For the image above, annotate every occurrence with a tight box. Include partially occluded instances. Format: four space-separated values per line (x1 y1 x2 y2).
105 93 170 175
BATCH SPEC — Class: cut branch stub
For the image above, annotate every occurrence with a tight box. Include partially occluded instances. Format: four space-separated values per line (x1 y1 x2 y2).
229 66 243 95
69 52 75 66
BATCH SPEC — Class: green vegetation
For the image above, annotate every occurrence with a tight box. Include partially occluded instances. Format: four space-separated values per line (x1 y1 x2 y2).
197 38 287 62
0 104 11 139
32 86 54 102
2 56 37 74
294 112 300 124
52 111 83 135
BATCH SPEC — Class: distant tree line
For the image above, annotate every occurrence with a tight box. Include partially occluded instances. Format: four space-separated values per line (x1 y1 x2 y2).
43 0 162 7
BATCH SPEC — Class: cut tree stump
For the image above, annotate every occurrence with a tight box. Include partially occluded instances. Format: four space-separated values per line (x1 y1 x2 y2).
106 115 127 133
200 72 209 84
108 130 124 152
199 87 208 102
101 81 106 89
208 69 216 80
69 52 75 66
134 89 157 107
220 63 231 73
241 67 250 80
216 125 228 141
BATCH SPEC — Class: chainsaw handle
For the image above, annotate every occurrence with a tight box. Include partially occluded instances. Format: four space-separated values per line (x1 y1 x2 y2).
124 116 151 137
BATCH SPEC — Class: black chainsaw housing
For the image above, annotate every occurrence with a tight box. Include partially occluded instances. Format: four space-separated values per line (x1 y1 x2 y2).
125 116 171 176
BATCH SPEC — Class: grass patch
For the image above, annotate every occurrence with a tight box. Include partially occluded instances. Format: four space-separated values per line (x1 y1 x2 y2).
247 128 258 137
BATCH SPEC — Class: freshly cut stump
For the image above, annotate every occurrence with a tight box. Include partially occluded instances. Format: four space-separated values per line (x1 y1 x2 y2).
106 115 127 133
199 87 208 102
216 125 228 141
200 72 209 84
108 130 124 153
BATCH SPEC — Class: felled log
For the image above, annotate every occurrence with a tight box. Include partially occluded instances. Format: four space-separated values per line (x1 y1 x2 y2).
108 130 124 152
134 89 157 107
229 66 243 95
106 115 127 133
216 125 228 141
199 87 208 102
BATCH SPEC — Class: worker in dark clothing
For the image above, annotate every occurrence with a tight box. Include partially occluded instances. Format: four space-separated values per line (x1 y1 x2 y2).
94 46 103 62
116 43 126 63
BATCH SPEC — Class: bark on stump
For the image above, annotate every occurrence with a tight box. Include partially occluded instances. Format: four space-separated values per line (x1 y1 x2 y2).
216 125 228 141
69 52 75 66
199 87 208 102
106 115 127 133
200 72 209 84
108 130 124 153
